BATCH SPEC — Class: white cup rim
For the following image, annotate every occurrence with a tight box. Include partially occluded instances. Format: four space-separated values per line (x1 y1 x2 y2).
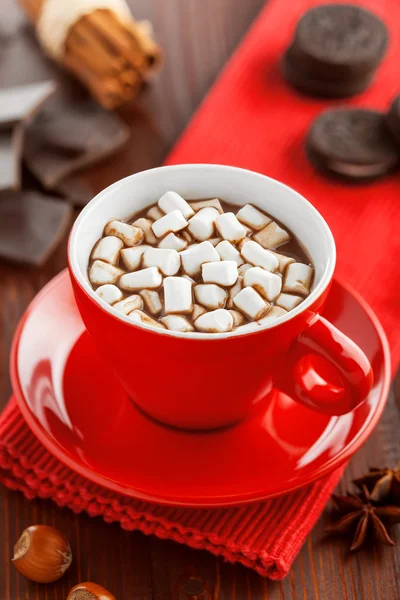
68 164 336 340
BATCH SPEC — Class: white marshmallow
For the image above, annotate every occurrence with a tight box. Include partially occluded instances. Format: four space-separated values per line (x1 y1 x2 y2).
158 191 194 220
133 218 158 245
182 274 195 283
244 267 282 301
234 322 260 334
227 275 243 308
202 261 238 286
194 309 233 333
120 245 151 271
95 284 123 305
228 309 245 327
158 232 187 251
140 289 162 315
209 237 222 247
142 248 181 276
181 230 194 243
113 294 143 315
233 287 270 320
237 236 251 251
160 315 194 332
283 263 313 297
164 276 193 314
236 204 271 231
215 240 244 266
215 212 246 243
89 260 124 286
275 293 303 311
119 267 162 291
192 304 207 321
258 306 287 325
269 250 295 274
253 221 291 249
130 310 165 329
151 210 188 238
188 207 219 241
189 198 223 213
194 284 227 310
180 241 220 277
241 240 279 272
92 236 123 265
104 220 144 246
238 263 252 276
146 206 164 221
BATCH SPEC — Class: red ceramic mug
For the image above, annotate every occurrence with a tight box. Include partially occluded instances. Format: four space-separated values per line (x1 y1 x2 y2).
68 164 373 430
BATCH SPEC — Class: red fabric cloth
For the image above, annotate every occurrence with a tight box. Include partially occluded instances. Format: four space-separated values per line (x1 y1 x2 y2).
1 0 398 580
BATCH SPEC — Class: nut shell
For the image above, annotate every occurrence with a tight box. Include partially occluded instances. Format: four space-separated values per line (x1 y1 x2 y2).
67 582 116 600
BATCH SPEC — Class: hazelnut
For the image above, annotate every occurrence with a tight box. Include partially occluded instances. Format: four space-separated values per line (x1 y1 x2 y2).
67 582 116 600
12 525 72 583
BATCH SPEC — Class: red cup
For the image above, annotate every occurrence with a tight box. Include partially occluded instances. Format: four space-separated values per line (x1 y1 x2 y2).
68 165 373 430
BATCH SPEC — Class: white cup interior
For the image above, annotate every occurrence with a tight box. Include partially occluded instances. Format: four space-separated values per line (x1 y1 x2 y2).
69 164 336 339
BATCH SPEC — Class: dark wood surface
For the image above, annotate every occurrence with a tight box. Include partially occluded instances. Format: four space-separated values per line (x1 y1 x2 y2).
1 1 400 598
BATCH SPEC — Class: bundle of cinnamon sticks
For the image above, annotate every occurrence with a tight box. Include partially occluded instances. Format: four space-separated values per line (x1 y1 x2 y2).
20 0 162 109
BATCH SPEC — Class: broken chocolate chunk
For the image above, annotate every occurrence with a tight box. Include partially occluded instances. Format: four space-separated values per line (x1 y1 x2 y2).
0 126 24 191
0 80 55 130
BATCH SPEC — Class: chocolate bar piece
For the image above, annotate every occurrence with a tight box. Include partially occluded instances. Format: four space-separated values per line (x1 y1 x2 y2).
0 126 24 191
0 191 72 266
24 100 130 189
0 80 55 130
55 177 94 207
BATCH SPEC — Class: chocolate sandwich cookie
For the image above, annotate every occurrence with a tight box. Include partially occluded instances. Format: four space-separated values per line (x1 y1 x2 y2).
386 95 400 147
306 108 400 181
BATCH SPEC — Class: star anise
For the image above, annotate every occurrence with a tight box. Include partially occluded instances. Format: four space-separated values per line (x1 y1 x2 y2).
353 464 400 504
325 485 400 551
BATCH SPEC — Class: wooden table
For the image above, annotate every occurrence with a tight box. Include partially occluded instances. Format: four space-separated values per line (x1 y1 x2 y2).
1 1 400 598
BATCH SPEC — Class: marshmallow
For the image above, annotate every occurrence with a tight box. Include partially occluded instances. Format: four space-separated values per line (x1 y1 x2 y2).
209 237 222 247
95 284 123 305
92 236 123 265
140 289 162 315
241 240 279 272
194 284 227 310
146 206 164 221
238 263 252 276
181 230 194 243
192 303 207 321
158 232 188 251
194 309 233 333
104 220 144 247
253 221 291 249
160 315 194 332
113 294 143 315
228 309 245 327
269 250 295 274
237 236 251 251
234 322 260 334
133 218 158 245
120 245 150 271
215 240 244 266
202 261 238 286
151 210 188 238
215 212 246 243
258 306 287 325
142 248 181 276
119 267 162 291
182 274 195 283
164 276 193 314
189 198 223 213
275 293 303 311
236 204 271 231
180 241 220 277
227 275 243 308
283 263 314 297
89 260 124 286
130 310 165 329
244 267 282 301
188 207 219 241
158 191 194 220
233 287 270 320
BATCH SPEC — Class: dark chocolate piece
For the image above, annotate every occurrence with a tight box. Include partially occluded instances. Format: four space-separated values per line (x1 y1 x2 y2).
0 191 72 266
306 108 400 181
386 95 400 147
55 177 94 207
0 126 24 191
24 100 131 189
0 80 56 130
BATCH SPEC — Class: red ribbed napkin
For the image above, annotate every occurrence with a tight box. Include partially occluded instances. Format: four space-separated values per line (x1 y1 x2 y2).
2 0 399 580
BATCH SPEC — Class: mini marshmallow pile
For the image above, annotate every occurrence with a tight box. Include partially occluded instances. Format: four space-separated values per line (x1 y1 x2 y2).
88 192 314 334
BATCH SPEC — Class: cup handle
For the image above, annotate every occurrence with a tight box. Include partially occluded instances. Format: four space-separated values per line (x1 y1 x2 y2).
277 315 374 415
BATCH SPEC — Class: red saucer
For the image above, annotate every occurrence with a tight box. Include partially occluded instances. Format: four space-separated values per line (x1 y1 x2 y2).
11 271 390 507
